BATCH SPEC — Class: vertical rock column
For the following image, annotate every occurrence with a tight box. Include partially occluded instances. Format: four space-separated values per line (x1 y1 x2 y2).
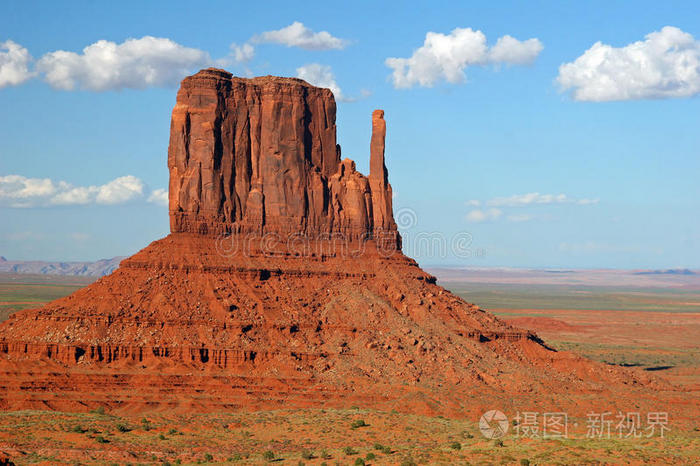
369 109 395 234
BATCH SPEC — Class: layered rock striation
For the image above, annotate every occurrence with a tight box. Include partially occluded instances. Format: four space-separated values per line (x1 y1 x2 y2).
169 69 398 247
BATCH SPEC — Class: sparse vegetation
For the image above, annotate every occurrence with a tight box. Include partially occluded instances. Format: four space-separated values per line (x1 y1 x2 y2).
350 419 367 429
449 441 461 450
0 276 697 464
0 403 696 464
141 418 152 431
116 423 130 432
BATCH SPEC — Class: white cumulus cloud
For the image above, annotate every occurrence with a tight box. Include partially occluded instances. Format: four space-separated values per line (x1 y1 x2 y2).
216 42 255 67
232 43 255 63
297 63 349 101
466 208 502 223
0 40 35 88
95 175 145 204
254 22 347 50
489 35 543 65
385 27 543 89
558 26 700 101
147 188 169 206
36 36 211 91
0 174 148 207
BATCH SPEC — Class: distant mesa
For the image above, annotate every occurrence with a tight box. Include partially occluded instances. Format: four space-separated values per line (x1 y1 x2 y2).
0 68 668 416
0 257 124 276
635 268 696 276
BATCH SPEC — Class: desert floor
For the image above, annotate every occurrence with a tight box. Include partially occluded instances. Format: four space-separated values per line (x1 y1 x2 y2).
0 273 698 464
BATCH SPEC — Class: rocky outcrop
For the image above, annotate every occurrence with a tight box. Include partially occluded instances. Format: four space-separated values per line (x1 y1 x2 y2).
168 68 399 247
369 110 395 233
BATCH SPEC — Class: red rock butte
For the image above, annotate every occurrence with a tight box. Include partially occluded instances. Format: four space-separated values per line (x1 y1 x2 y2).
0 69 679 417
168 69 397 247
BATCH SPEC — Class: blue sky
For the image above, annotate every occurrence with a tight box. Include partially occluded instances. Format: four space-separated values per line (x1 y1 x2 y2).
1 0 699 268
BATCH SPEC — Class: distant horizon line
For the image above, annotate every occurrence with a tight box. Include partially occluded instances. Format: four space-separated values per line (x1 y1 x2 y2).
0 255 697 273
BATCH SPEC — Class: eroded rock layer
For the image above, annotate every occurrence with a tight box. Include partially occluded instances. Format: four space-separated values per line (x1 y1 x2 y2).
0 234 668 415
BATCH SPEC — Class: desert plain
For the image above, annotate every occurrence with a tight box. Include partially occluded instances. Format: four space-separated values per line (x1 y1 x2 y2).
0 269 698 465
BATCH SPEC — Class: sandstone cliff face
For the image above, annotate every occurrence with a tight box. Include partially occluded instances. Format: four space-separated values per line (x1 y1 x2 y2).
169 68 398 246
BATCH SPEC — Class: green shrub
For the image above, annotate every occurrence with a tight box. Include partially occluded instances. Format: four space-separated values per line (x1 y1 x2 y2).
449 441 461 450
158 433 166 440
354 459 366 466
381 445 393 454
141 418 152 431
366 452 376 460
343 446 358 456
400 458 417 466
493 439 504 447
116 424 130 433
301 449 313 460
520 460 531 466
350 419 367 429
320 449 331 459
91 406 106 415
168 428 178 435
95 435 108 444
203 453 213 462
262 450 275 461
71 425 85 433
373 443 384 450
